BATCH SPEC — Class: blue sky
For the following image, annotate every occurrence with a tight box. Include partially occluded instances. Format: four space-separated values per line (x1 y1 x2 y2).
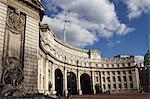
41 0 150 58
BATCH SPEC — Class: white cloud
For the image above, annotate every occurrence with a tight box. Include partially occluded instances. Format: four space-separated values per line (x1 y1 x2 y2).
42 0 134 47
122 0 150 19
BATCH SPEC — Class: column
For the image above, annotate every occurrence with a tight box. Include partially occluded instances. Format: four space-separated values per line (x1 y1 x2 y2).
63 67 68 96
110 72 113 90
115 71 119 90
41 57 44 92
100 71 104 91
105 72 108 91
132 68 140 90
51 63 56 95
45 60 49 94
92 71 96 94
121 71 125 89
126 71 130 89
77 71 82 95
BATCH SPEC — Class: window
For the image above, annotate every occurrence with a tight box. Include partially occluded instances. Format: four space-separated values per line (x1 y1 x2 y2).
113 77 116 82
123 76 126 81
129 70 131 74
112 71 115 75
117 71 120 75
117 64 120 67
113 84 116 89
129 76 132 81
128 63 130 66
108 84 111 89
124 83 127 89
103 84 105 89
103 77 105 82
96 77 98 82
122 64 125 67
112 64 114 67
123 71 126 74
107 77 110 82
48 69 50 78
96 64 98 67
102 71 105 75
130 83 133 88
118 76 121 82
119 84 122 89
107 71 110 75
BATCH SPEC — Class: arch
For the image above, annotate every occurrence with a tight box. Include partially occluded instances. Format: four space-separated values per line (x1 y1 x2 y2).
55 69 63 96
67 72 77 95
80 73 92 94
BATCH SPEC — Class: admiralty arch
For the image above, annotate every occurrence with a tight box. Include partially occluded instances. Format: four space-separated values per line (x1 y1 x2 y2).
0 0 140 97
38 24 140 96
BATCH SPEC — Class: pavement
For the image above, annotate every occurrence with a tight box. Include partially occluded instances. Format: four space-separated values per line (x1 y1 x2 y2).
70 93 150 99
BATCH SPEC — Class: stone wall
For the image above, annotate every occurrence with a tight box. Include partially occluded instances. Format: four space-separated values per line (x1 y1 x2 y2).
0 2 7 84
23 14 40 94
0 0 43 95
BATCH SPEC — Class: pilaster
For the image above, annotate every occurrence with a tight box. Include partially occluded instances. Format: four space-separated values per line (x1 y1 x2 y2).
63 67 68 96
77 70 82 95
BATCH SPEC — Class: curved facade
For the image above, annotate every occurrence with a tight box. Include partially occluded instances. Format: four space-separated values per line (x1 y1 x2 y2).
0 0 140 97
38 24 140 96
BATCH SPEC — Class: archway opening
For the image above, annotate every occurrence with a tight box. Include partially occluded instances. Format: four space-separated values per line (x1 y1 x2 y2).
80 73 92 94
55 69 63 96
67 72 77 95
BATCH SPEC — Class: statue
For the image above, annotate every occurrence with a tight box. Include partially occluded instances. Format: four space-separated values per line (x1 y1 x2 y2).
0 57 25 97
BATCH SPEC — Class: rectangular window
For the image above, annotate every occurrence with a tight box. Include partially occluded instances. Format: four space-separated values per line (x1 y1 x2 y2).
107 71 110 75
107 77 110 82
129 70 131 74
103 84 105 89
103 77 105 82
124 83 127 89
112 71 115 75
123 71 126 74
113 77 116 82
118 76 121 82
108 84 111 89
117 71 120 75
113 84 116 89
123 76 126 81
130 83 133 88
119 84 122 89
96 77 98 82
129 76 132 81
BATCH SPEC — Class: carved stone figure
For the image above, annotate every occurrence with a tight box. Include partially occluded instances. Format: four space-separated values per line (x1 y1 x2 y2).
0 57 24 96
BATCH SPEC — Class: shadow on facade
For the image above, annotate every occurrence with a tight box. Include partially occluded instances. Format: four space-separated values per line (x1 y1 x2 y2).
67 72 77 95
80 73 92 94
55 69 63 96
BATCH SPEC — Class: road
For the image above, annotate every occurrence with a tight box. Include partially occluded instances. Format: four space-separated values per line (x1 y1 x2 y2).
70 94 150 99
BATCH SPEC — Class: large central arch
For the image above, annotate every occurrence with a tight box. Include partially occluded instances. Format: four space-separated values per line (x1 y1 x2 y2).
80 73 92 94
67 72 77 95
55 69 63 96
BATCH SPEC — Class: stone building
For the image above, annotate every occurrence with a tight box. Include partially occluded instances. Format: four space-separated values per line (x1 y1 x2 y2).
139 50 150 92
38 24 140 96
0 0 140 97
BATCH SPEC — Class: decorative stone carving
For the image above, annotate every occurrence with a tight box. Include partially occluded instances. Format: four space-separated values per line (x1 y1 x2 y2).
0 7 26 97
1 57 25 96
6 8 25 34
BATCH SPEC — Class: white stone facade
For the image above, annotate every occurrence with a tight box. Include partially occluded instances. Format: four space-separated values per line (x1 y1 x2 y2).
38 24 140 96
0 0 140 96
